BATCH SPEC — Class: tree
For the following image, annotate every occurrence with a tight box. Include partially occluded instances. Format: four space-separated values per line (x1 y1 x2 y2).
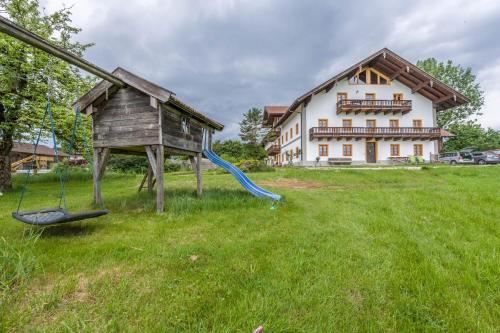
417 58 484 129
212 139 245 160
239 107 266 146
444 123 500 152
0 0 94 191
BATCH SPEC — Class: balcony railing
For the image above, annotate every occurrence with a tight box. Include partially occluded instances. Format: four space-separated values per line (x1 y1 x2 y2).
337 99 412 114
266 144 280 155
309 127 442 140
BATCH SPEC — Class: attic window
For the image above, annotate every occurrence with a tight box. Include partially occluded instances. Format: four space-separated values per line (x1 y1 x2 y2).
181 117 190 134
349 68 390 85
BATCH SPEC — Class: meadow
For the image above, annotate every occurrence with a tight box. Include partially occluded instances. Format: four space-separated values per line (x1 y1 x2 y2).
0 166 499 332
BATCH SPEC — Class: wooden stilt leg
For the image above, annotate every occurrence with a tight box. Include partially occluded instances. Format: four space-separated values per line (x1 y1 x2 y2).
93 148 102 205
196 152 202 197
156 145 164 213
147 164 154 193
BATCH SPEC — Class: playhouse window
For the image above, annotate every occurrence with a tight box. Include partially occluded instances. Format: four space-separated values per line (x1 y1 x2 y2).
181 117 190 134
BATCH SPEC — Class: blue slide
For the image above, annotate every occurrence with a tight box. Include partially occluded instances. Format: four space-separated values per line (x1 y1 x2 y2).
203 149 282 201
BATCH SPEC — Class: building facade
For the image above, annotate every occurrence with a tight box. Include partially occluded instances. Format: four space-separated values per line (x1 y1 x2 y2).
264 49 467 166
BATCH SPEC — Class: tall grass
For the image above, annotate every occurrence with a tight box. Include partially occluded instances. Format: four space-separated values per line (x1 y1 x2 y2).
0 230 40 292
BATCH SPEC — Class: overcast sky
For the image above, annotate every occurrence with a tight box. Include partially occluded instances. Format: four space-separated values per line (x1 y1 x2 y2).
42 0 500 139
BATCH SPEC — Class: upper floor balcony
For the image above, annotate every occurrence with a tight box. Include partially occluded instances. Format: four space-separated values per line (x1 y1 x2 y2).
266 144 280 155
337 99 412 115
309 127 445 141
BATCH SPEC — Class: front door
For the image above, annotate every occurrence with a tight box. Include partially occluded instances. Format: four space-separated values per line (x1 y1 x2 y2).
366 142 376 163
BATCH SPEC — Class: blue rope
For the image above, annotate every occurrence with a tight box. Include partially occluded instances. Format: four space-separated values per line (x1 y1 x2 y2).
16 102 50 213
47 100 67 210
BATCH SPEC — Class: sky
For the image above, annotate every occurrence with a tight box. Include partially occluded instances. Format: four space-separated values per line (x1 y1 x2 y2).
40 0 500 140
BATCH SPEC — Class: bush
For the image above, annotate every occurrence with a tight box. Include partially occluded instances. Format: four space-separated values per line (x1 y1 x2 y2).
234 159 274 172
108 155 149 174
107 155 185 174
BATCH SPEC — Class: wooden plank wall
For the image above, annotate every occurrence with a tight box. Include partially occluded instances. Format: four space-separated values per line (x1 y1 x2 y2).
93 87 160 148
161 106 203 153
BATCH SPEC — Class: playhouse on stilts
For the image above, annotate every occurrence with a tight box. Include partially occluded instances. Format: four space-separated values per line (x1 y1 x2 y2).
74 68 224 213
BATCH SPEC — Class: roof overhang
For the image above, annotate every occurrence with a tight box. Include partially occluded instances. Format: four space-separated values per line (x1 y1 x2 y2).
277 48 469 126
74 67 223 131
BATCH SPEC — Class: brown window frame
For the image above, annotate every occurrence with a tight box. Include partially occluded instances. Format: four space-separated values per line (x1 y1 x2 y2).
295 123 299 135
318 119 329 127
342 119 352 128
290 128 293 139
412 119 423 128
389 119 400 128
413 144 424 156
285 132 288 141
295 147 300 157
390 144 400 156
366 119 377 127
343 144 353 157
319 144 329 157
337 92 348 102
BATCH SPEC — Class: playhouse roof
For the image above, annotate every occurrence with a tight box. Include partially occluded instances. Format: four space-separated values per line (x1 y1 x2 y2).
276 48 469 126
74 67 224 131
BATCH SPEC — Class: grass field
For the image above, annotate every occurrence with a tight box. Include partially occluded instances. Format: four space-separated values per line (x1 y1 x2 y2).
0 166 499 332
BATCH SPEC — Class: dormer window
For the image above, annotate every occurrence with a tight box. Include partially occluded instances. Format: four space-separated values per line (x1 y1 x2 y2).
181 117 190 134
349 67 389 85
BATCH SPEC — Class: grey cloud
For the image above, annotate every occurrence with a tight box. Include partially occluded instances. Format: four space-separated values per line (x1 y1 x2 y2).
46 0 500 137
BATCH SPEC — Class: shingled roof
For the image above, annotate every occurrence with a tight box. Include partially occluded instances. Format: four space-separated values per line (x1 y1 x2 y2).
74 67 223 131
11 142 69 157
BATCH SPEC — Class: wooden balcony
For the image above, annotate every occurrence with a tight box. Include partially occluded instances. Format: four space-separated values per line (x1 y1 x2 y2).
266 144 280 155
309 127 443 141
337 99 412 115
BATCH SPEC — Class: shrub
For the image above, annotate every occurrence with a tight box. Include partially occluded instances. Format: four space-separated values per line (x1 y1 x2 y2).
107 155 185 174
234 159 274 172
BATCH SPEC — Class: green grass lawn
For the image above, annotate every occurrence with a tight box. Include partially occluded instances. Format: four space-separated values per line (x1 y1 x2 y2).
1 166 499 332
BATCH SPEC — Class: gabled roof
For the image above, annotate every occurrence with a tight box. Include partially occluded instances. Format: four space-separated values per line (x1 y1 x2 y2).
277 48 469 126
11 142 69 157
74 67 223 131
263 106 288 125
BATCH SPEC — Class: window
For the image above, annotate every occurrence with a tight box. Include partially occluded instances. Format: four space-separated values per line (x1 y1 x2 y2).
366 119 376 128
295 123 299 135
390 144 400 156
290 128 293 139
281 135 284 143
348 67 390 85
296 147 300 157
342 119 352 127
389 119 399 128
413 119 423 127
319 144 329 157
414 144 423 156
337 92 348 102
365 93 376 105
393 93 403 101
343 144 352 157
318 119 328 127
393 93 404 106
285 132 288 141
180 117 190 134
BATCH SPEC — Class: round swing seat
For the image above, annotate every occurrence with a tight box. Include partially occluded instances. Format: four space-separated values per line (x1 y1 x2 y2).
12 208 108 225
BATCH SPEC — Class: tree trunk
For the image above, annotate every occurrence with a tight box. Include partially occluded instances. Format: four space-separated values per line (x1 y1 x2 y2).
0 136 13 192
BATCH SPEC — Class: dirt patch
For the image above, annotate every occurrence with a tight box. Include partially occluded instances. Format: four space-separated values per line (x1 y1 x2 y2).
347 288 363 306
71 273 90 302
258 178 325 189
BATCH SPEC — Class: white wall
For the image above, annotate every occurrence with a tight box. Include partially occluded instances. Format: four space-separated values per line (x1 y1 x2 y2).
283 75 439 163
279 112 301 164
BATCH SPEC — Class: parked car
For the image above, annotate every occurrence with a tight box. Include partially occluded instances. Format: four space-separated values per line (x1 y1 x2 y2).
471 151 500 165
438 151 474 165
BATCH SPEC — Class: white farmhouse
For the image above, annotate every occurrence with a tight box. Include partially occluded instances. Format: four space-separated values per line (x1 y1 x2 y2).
264 48 468 166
